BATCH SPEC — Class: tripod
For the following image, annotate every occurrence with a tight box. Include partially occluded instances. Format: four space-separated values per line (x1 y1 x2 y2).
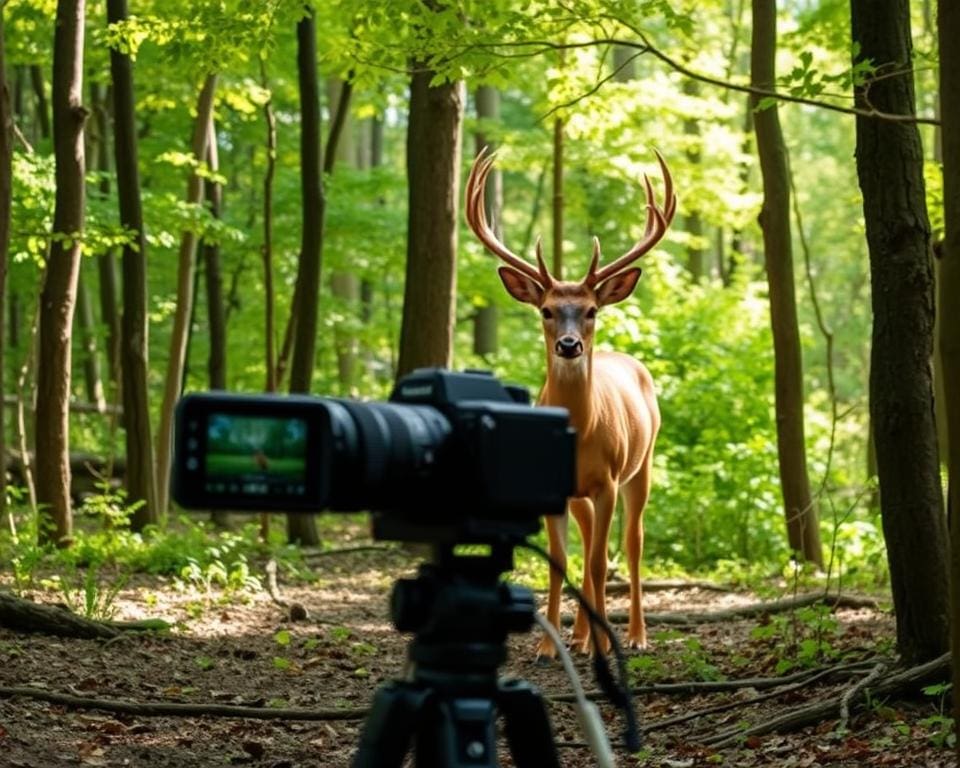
351 542 561 768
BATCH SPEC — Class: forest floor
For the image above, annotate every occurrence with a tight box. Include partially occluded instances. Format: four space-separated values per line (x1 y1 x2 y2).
0 517 955 768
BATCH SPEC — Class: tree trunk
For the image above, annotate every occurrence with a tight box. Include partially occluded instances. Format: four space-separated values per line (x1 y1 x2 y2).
0 9 12 532
261 61 277 394
154 74 217 519
472 85 501 357
396 66 464 378
203 115 226 392
286 8 325 545
107 0 157 531
551 116 564 280
326 78 360 396
90 82 120 386
36 0 86 547
750 0 822 567
683 80 705 282
75 269 105 411
851 0 949 664
936 0 960 731
30 64 51 140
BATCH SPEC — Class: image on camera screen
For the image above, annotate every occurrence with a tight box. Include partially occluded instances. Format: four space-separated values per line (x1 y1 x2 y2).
204 414 308 498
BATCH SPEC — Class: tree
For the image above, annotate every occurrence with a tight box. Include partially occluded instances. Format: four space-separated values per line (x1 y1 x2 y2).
286 5 325 545
35 0 86 546
107 0 158 531
0 6 12 533
395 61 464 377
750 0 822 567
851 0 948 664
937 0 960 738
155 74 217 519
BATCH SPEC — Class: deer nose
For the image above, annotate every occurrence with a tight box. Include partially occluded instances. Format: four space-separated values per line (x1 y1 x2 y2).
555 336 584 358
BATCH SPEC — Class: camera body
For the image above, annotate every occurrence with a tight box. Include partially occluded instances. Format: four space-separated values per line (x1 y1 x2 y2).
172 368 576 542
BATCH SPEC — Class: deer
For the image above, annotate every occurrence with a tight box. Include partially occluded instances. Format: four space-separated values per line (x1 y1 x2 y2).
465 148 675 658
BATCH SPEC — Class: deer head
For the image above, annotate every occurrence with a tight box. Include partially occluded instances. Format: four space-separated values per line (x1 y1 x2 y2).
465 149 676 372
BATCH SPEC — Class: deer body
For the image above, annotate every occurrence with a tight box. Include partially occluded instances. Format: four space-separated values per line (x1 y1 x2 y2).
466 149 675 657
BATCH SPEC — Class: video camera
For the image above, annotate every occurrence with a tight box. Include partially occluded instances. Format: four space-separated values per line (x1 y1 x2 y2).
172 368 576 543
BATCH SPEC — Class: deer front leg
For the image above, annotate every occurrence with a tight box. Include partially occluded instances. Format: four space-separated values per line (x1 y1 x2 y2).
577 483 616 655
623 453 653 650
569 497 594 649
535 510 568 661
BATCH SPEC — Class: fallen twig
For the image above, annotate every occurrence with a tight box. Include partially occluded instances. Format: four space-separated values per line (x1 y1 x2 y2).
264 559 308 621
576 579 734 596
0 685 368 721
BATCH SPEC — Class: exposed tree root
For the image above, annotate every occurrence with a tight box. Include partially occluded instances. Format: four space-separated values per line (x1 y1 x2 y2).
0 592 168 639
576 579 734 597
701 653 950 748
561 592 882 628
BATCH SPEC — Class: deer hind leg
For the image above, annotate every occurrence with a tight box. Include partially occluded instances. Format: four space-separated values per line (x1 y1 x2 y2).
568 497 594 650
535 509 569 661
622 448 654 650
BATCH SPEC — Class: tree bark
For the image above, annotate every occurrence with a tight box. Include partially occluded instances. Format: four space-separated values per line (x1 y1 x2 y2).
0 9 12 531
472 85 501 357
750 0 822 567
261 60 277 394
155 74 217 519
551 115 564 280
395 65 464 378
30 64 51 140
90 82 120 386
75 269 105 411
936 0 960 742
107 0 157 531
203 115 226 392
851 0 949 664
36 0 87 547
286 7 325 545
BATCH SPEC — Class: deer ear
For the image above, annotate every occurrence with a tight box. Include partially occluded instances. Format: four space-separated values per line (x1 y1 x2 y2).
596 268 642 306
498 266 544 306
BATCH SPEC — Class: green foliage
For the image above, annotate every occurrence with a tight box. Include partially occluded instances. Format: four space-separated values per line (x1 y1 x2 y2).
749 604 841 674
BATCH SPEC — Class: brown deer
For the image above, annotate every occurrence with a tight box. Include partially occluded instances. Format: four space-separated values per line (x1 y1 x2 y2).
465 149 675 658
252 449 270 472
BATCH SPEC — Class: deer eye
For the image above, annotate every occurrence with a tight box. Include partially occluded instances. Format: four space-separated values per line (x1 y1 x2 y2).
585 307 597 319
540 307 553 320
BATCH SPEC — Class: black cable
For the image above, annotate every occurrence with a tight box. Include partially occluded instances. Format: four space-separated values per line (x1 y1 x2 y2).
519 540 642 753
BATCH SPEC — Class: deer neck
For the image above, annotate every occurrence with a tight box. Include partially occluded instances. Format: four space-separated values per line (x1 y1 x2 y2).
542 351 595 432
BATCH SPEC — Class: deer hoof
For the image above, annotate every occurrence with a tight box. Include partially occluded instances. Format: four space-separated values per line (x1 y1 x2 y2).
535 638 559 663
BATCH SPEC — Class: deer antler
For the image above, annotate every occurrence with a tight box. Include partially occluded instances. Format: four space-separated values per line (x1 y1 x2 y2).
466 147 552 287
584 150 676 287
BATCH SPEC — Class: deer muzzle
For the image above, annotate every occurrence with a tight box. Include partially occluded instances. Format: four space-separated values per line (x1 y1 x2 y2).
555 335 584 359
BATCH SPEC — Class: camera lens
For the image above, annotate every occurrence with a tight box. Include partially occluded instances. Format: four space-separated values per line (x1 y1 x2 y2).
321 400 452 511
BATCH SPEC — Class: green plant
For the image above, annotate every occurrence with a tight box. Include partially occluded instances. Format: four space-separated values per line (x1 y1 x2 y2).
919 683 956 749
750 604 840 674
47 563 128 621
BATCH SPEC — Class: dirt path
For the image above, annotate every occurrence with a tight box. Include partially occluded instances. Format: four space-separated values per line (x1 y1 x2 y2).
0 543 953 767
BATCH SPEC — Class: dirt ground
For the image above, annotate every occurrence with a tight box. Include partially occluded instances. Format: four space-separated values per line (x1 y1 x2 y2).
0 524 955 768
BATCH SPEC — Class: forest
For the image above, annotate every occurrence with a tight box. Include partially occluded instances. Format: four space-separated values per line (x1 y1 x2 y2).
0 0 958 765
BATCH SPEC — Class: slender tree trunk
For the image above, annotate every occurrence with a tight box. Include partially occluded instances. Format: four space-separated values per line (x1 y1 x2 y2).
90 82 120 386
107 0 157 531
396 66 464 378
30 65 51 140
326 78 360 396
202 115 228 529
261 61 277 395
203 115 226 391
936 0 960 729
851 0 949 664
751 0 822 567
75 269 105 411
286 8 325 545
551 116 564 280
155 75 217 519
683 80 705 281
0 9 13 533
36 0 86 546
472 85 501 358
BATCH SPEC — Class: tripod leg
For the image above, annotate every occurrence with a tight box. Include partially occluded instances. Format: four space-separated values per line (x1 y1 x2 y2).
415 697 498 768
498 679 561 768
351 682 426 768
